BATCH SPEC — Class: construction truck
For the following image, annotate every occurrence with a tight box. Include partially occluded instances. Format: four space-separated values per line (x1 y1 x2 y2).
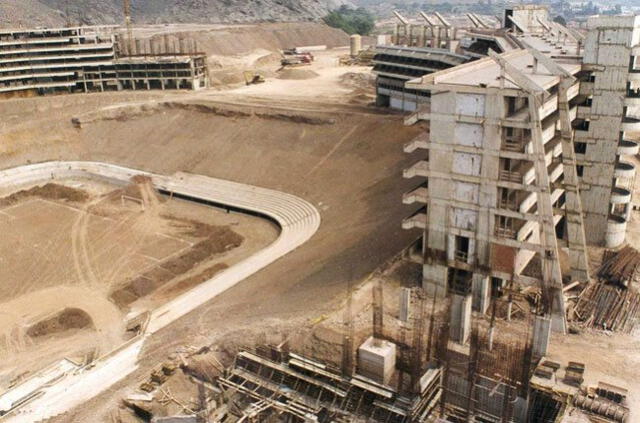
243 71 265 85
281 51 314 67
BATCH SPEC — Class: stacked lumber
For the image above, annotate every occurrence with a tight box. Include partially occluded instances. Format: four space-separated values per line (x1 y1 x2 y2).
598 246 640 288
574 282 640 333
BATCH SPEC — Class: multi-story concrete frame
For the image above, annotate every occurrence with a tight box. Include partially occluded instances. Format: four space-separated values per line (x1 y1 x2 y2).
399 8 640 336
373 45 470 110
403 45 591 333
0 26 116 95
0 26 208 98
578 16 640 247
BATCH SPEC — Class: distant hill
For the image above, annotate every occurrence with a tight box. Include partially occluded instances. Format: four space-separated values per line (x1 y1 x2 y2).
0 0 351 28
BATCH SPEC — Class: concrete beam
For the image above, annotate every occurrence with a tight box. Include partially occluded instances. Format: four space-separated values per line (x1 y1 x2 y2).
393 11 410 26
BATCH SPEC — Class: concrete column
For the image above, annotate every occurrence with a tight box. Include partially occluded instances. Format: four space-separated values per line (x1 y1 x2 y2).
471 274 490 314
423 263 448 298
450 294 472 345
399 288 411 322
163 34 170 54
558 78 591 282
532 315 552 359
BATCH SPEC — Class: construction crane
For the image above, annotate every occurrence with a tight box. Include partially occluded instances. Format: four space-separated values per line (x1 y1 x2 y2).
123 0 134 55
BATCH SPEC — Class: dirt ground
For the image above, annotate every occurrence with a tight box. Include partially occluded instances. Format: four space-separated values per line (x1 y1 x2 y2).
0 178 277 393
0 42 422 421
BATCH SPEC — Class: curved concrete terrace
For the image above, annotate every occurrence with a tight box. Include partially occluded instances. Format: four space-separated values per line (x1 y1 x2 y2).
618 139 640 156
0 161 320 422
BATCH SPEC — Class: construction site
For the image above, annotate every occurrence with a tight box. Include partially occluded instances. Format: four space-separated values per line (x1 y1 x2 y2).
1 2 640 423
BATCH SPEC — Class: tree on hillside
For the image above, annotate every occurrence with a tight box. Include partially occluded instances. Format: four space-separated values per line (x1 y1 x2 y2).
553 15 567 26
323 6 375 36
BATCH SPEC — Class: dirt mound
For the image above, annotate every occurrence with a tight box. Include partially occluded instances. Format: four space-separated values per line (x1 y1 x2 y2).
110 220 243 308
27 308 94 338
339 72 375 89
0 183 89 207
162 263 229 297
254 52 284 68
277 68 320 80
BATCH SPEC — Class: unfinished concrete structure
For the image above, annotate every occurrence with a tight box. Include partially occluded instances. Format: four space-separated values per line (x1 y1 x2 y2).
578 16 640 247
372 46 470 110
402 7 640 339
373 8 532 111
0 25 207 98
404 47 586 333
218 348 442 422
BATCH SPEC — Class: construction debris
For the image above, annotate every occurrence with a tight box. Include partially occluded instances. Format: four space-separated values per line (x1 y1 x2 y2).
217 347 442 423
573 282 640 333
598 246 640 288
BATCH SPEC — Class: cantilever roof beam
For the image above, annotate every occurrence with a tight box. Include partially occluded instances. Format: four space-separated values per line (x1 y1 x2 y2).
433 12 452 28
507 15 527 33
552 21 579 43
466 13 481 28
536 16 552 32
521 41 575 81
472 13 491 29
419 11 439 27
393 11 410 26
487 49 549 99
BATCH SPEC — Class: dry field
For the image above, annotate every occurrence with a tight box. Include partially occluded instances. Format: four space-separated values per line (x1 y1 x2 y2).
0 178 278 391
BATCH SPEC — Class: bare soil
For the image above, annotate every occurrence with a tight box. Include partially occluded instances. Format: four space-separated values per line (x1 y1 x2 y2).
110 220 243 308
277 68 320 80
0 182 89 207
27 308 94 338
0 47 422 421
0 178 277 391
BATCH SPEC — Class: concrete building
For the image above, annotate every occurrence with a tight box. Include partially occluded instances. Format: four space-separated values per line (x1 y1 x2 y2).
578 15 640 247
404 47 585 333
0 26 116 96
0 26 207 98
400 5 640 337
373 7 535 111
372 45 470 110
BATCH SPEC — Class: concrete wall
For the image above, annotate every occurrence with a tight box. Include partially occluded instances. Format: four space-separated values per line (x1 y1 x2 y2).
581 15 639 246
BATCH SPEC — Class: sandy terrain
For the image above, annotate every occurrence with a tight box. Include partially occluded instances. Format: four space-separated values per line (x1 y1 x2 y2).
0 178 277 393
0 43 422 421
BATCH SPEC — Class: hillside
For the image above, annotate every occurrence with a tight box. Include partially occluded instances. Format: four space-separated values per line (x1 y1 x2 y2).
0 0 350 27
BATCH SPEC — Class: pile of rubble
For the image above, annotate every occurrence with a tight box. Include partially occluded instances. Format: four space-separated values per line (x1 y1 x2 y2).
598 246 640 288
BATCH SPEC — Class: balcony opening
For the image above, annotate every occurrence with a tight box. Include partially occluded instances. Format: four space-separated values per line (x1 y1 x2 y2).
574 119 590 131
495 215 516 239
491 277 504 298
574 142 587 155
627 83 640 98
502 127 526 152
555 216 566 240
447 267 472 295
454 235 470 262
499 187 518 210
499 158 521 183
612 203 628 217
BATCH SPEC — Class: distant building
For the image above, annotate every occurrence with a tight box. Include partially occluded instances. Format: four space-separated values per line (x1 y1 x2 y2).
0 26 208 98
372 45 470 111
